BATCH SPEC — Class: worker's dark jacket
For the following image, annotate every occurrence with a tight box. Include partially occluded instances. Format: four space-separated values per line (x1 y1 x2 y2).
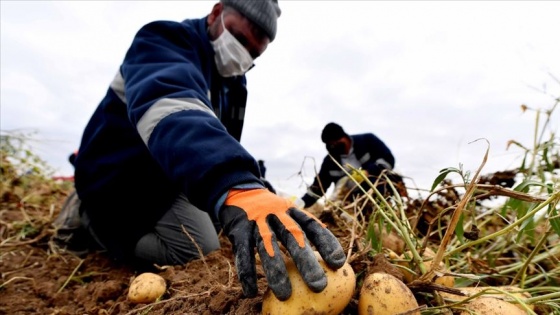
301 133 395 208
73 17 261 260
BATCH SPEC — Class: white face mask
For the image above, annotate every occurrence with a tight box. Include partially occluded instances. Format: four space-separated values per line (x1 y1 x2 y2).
211 13 254 77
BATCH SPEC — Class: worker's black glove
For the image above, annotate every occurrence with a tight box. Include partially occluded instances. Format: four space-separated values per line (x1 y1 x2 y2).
219 188 346 301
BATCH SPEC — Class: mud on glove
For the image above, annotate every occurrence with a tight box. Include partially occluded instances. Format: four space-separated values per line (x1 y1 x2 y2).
219 188 346 301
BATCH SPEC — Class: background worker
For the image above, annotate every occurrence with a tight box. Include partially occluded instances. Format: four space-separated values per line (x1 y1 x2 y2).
297 122 403 208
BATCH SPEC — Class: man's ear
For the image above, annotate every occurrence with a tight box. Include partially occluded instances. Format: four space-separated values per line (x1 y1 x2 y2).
343 136 352 151
208 3 223 25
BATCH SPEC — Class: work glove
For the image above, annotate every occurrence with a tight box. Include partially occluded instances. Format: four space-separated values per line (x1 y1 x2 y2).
219 188 346 301
349 168 369 184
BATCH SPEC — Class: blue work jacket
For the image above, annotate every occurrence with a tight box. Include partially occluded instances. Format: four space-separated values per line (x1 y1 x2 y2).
73 17 261 259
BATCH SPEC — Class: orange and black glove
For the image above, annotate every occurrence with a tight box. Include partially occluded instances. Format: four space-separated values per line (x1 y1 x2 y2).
219 188 346 301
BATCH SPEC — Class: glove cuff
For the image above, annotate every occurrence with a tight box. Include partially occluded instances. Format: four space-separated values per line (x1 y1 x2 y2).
214 183 265 218
300 194 316 208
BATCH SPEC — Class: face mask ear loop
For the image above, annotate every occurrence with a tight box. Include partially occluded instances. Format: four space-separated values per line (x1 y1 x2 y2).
220 12 226 35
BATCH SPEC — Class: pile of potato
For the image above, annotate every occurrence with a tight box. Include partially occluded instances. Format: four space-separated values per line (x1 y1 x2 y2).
261 250 422 315
260 250 533 315
125 254 532 314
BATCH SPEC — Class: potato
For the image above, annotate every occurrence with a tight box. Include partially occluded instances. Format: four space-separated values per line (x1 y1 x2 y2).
459 297 527 315
261 252 355 315
440 286 533 311
358 272 420 315
398 249 455 287
127 272 166 304
372 223 405 255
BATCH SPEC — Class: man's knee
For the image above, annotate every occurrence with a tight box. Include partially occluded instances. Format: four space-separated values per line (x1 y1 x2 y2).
135 232 220 266
188 234 221 256
167 234 221 264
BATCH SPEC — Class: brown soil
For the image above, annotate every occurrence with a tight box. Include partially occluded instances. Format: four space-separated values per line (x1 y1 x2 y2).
1 170 556 315
0 187 372 315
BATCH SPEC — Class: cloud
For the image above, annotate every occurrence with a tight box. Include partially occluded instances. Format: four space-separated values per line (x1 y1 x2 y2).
1 1 559 198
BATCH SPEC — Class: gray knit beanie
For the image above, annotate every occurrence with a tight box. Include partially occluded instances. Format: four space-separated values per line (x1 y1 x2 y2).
221 0 281 41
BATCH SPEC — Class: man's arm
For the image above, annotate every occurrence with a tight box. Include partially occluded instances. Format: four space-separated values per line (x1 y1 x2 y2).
299 156 337 208
360 133 395 176
121 20 262 212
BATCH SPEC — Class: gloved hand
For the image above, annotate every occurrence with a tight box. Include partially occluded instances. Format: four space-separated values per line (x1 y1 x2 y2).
349 168 369 184
219 188 346 301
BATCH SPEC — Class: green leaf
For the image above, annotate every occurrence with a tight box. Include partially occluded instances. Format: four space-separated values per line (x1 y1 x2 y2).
549 204 560 237
366 214 383 253
431 167 460 192
455 213 465 243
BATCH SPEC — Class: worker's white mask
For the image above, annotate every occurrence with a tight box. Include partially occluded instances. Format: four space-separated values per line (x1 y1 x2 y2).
211 13 254 77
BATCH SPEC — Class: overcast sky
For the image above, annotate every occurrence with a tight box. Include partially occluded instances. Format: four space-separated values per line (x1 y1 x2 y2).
2 1 560 198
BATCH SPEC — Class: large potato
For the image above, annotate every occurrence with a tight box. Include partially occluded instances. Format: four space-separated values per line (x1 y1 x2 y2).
262 252 355 315
358 272 420 315
127 272 166 304
459 297 527 315
440 286 533 311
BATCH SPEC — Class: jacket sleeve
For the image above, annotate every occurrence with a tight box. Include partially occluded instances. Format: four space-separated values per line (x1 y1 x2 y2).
120 21 261 212
361 133 395 176
301 156 336 208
